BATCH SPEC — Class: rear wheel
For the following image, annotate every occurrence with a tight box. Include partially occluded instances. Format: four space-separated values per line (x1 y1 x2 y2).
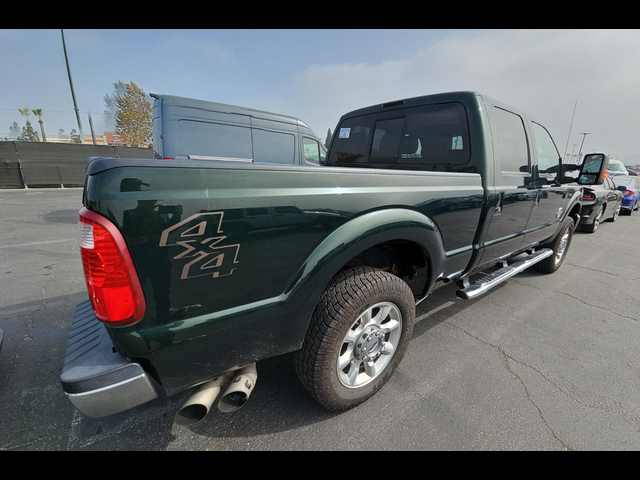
294 266 415 411
582 206 603 233
607 204 621 222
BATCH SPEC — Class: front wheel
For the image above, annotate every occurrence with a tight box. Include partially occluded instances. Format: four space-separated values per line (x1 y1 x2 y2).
534 216 575 273
294 266 415 411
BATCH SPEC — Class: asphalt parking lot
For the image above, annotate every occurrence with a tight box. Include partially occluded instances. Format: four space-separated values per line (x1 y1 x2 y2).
1 187 640 451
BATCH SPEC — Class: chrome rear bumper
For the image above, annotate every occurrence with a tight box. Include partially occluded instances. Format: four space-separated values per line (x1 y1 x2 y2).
59 300 158 418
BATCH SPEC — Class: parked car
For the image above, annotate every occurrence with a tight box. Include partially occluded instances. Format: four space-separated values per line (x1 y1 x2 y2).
607 159 629 177
613 176 640 214
578 153 624 233
60 91 583 422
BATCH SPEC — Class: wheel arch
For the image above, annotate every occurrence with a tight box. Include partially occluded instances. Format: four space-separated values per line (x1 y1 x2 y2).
284 208 445 346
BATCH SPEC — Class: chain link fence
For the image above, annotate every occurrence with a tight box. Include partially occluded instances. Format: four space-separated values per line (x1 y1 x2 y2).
0 142 154 188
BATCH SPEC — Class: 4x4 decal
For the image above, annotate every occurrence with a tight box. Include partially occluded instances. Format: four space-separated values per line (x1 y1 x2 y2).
159 212 240 280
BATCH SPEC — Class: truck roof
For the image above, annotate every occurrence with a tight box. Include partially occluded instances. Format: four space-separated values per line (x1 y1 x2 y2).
339 91 481 118
338 90 541 124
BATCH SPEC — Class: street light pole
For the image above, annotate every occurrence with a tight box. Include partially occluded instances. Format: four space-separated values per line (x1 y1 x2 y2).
576 133 591 163
61 29 84 141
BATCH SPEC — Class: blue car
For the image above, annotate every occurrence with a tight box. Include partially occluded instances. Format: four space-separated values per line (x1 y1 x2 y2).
614 176 640 214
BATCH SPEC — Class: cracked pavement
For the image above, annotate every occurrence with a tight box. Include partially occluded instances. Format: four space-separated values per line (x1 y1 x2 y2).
1 188 640 450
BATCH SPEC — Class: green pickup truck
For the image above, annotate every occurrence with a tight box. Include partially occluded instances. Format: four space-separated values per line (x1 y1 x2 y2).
60 91 582 424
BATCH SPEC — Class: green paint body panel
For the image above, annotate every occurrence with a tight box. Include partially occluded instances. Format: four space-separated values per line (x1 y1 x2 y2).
81 91 581 395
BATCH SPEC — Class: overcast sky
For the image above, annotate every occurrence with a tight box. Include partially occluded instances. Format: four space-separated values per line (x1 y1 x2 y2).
1 29 639 162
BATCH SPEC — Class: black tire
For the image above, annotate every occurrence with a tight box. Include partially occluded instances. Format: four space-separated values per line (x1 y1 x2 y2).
581 205 603 233
534 216 575 273
293 266 415 412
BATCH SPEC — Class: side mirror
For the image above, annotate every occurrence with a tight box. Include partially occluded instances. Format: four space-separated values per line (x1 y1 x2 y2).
578 153 609 185
617 185 627 192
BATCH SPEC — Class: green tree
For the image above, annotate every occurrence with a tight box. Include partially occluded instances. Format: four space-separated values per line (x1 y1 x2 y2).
324 128 332 148
17 108 39 142
103 81 126 131
70 128 82 144
18 121 39 142
104 81 152 147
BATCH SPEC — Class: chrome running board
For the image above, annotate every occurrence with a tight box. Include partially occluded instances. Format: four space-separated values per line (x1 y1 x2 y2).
456 248 553 300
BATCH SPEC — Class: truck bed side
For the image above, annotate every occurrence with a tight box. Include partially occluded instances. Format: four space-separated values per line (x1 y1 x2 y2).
83 158 483 394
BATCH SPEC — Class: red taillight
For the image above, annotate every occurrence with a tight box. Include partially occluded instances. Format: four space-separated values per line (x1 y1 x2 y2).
79 207 145 327
624 189 634 197
582 191 596 201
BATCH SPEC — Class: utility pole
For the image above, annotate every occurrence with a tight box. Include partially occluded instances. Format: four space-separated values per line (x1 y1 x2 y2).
568 143 578 164
576 133 590 164
563 102 577 163
61 29 84 141
88 112 97 145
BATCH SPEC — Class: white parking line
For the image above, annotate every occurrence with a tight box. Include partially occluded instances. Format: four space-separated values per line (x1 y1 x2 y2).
0 239 74 249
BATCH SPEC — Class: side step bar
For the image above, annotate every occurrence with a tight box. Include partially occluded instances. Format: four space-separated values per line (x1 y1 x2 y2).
456 248 553 300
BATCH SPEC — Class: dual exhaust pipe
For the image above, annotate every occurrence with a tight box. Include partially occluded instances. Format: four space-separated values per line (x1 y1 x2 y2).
174 364 257 427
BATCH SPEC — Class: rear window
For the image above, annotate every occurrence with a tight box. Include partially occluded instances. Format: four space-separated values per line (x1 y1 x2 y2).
327 102 470 170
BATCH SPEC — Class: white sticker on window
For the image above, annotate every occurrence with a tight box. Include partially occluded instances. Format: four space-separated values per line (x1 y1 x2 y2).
339 128 351 139
452 136 463 150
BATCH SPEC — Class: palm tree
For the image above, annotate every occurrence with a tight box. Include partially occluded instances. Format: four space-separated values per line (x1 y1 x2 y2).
32 108 47 142
18 107 30 122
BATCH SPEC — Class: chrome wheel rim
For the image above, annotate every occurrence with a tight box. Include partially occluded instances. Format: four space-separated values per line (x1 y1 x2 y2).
337 302 402 388
593 208 603 231
555 230 571 266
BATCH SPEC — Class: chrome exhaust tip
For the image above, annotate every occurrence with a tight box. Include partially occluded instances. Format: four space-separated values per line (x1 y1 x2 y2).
218 364 258 413
174 374 231 427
